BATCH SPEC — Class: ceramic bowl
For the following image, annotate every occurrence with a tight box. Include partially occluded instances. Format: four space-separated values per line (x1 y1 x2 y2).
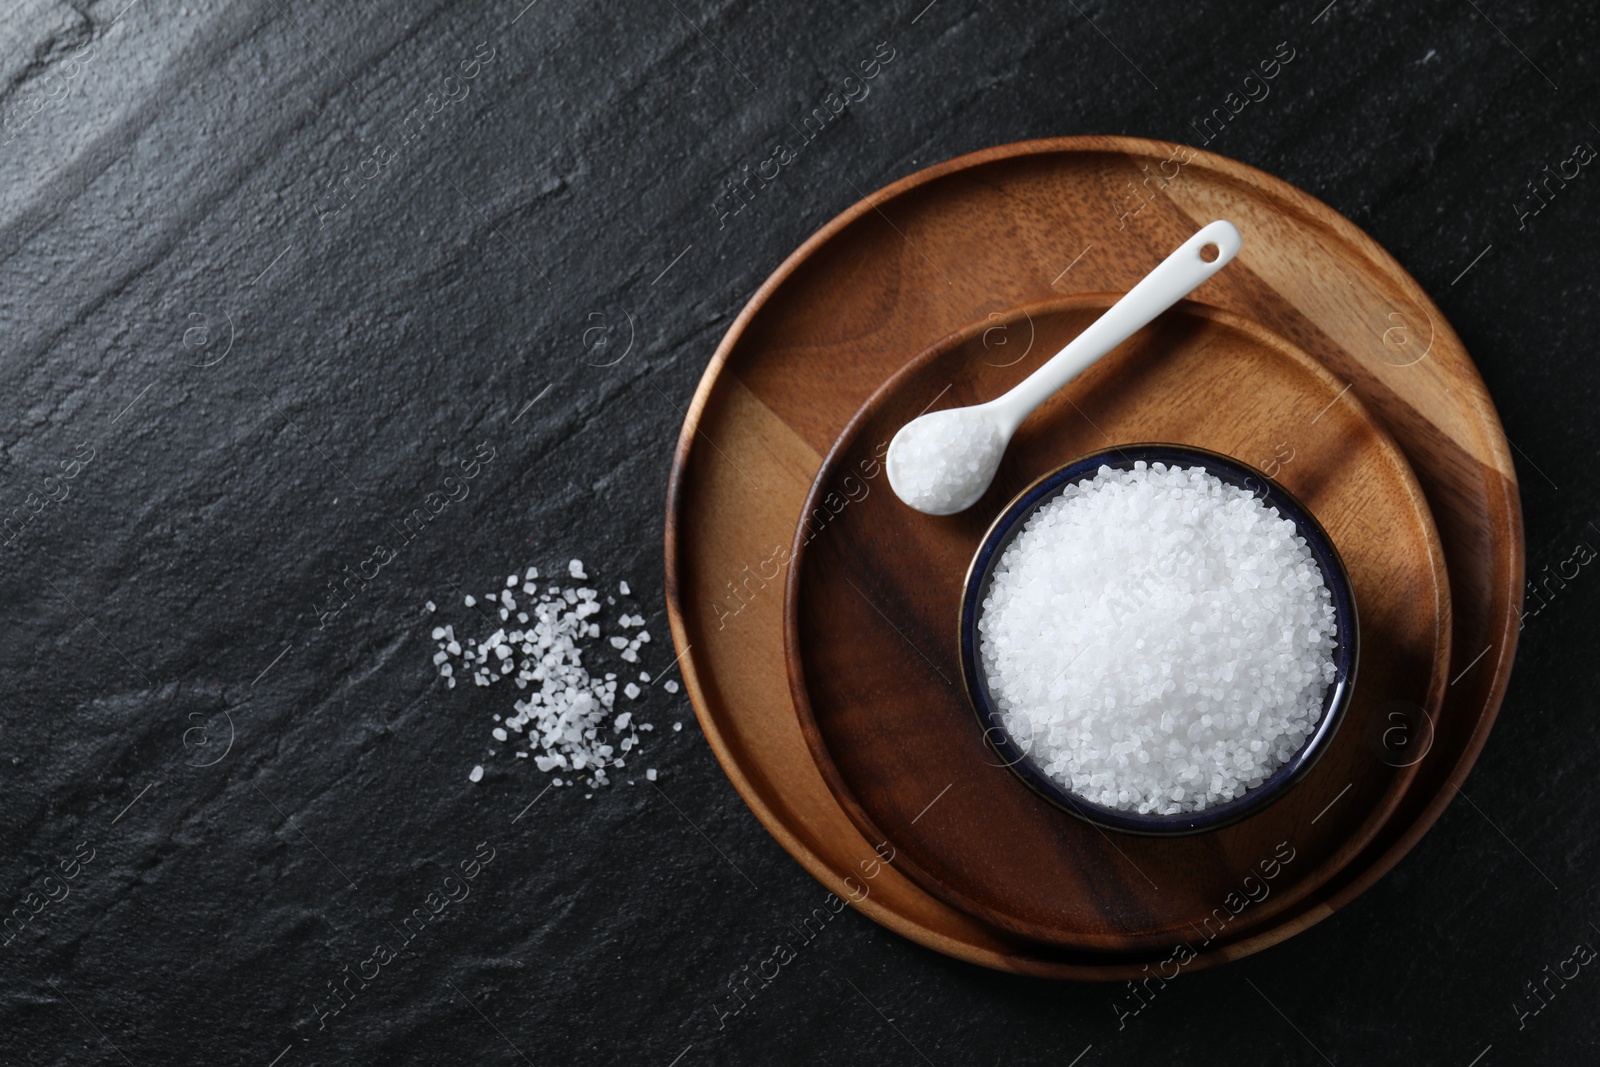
958 443 1359 836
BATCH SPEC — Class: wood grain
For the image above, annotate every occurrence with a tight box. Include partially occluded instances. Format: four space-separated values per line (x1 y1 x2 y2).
664 136 1522 979
785 296 1445 953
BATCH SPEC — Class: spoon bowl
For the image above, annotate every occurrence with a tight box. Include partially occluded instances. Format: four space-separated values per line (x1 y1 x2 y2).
883 406 1008 515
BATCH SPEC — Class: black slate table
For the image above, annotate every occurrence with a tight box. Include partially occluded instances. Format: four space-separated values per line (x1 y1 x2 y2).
3 1 1597 1064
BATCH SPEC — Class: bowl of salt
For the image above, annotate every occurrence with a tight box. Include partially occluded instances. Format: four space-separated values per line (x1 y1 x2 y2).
958 443 1359 836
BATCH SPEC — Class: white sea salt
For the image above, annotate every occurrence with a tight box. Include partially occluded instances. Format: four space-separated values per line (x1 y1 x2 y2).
428 562 667 790
887 407 1005 513
977 462 1338 815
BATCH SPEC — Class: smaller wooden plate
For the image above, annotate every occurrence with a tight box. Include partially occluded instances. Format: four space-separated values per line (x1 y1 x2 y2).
784 295 1451 953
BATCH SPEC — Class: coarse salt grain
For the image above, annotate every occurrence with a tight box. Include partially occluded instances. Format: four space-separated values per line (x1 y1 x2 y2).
977 462 1338 815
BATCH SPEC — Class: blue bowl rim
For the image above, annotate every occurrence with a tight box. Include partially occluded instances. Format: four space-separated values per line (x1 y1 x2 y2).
958 443 1361 837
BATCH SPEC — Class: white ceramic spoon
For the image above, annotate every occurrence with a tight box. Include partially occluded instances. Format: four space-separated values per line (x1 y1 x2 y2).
886 219 1243 515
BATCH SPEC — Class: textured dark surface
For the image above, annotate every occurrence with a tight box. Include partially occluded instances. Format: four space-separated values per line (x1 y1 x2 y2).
1 0 1596 1064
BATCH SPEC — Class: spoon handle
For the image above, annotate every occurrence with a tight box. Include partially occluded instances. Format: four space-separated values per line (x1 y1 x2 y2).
992 220 1242 433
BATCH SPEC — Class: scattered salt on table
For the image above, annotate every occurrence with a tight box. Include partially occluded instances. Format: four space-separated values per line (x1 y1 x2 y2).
429 564 673 791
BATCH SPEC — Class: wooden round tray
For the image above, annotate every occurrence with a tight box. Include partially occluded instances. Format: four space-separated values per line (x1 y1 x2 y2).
784 296 1448 953
664 136 1522 979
